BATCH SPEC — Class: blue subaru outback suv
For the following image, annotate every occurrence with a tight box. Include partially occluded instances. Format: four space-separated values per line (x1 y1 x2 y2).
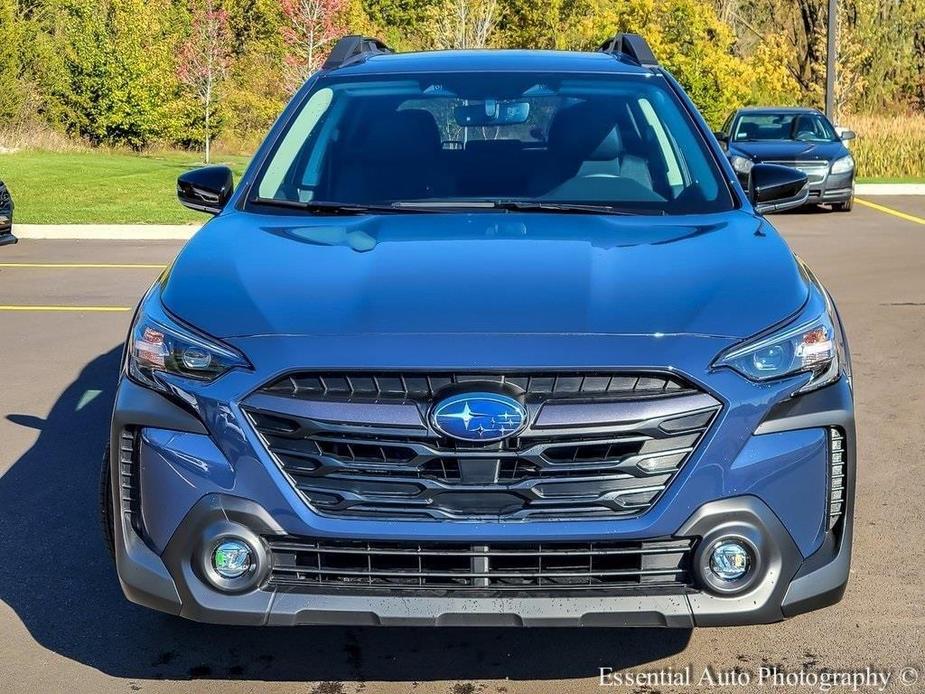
102 34 855 627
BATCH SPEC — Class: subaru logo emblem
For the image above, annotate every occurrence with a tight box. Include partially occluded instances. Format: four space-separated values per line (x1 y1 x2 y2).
431 392 527 442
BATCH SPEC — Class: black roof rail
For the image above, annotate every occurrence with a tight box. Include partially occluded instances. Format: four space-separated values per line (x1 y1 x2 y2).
598 33 659 67
322 35 394 70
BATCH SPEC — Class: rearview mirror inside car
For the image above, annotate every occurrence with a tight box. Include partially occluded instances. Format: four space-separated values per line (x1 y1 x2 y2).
177 166 234 215
455 100 530 127
748 163 809 215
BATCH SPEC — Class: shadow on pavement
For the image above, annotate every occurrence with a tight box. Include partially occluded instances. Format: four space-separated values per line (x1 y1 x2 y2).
0 347 692 683
774 203 839 216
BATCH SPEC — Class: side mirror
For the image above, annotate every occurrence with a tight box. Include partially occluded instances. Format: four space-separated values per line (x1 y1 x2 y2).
839 129 856 141
749 163 809 215
713 131 728 147
177 166 234 215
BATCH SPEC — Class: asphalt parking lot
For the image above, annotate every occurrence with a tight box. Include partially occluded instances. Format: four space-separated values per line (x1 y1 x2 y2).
1 199 924 694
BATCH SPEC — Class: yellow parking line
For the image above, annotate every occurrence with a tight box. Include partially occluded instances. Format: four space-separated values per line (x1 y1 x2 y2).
0 305 132 312
856 199 925 226
0 263 166 269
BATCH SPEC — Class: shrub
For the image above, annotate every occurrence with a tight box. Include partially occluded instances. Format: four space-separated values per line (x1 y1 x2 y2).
42 0 182 149
219 52 287 152
0 0 28 123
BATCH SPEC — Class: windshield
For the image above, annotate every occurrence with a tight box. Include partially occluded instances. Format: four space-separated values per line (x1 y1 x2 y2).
251 72 735 215
733 112 838 143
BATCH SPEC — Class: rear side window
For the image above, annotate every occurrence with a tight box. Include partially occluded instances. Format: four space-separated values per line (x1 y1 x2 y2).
252 72 734 215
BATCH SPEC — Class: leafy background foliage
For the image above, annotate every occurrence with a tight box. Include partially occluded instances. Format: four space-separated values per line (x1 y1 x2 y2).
0 0 924 177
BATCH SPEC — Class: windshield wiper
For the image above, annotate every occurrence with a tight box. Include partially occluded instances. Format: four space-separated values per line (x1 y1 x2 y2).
390 201 498 210
252 197 435 215
489 200 657 216
256 197 657 216
393 200 653 215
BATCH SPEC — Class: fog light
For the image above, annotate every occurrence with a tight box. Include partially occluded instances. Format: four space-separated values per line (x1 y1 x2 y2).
709 540 751 581
212 540 253 579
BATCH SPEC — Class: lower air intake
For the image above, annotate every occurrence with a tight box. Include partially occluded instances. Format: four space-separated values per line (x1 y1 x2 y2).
118 428 143 537
828 428 846 530
266 537 695 594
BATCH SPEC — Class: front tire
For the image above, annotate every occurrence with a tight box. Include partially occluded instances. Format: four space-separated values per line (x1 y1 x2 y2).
833 197 853 212
99 444 115 559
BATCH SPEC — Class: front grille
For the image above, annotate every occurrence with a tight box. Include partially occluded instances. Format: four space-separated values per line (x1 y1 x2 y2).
262 371 694 402
244 371 720 520
266 537 695 594
765 160 830 184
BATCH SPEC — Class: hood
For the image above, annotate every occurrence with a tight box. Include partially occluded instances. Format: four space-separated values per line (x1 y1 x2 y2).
730 140 848 162
161 210 808 340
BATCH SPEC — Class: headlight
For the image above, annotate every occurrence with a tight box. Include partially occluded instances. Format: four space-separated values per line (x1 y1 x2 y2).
714 289 844 394
729 155 754 175
830 154 854 175
128 287 251 391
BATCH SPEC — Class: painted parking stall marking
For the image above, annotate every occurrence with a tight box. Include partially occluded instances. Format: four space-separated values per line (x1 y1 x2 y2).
0 258 164 311
856 198 925 226
0 305 133 312
0 262 166 269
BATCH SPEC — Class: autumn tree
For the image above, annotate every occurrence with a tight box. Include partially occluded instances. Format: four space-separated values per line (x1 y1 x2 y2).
44 0 180 149
0 0 27 123
279 0 347 93
178 0 233 163
363 0 436 49
498 0 795 127
425 0 501 49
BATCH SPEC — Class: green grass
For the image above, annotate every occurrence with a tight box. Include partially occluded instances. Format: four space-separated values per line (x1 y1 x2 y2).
0 150 250 224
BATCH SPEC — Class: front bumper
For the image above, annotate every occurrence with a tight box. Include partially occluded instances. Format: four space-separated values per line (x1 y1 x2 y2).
109 370 855 627
735 169 854 205
113 490 852 627
806 169 854 204
123 493 821 627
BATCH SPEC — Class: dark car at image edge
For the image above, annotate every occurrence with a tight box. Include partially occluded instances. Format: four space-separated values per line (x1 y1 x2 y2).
101 33 855 628
0 180 15 246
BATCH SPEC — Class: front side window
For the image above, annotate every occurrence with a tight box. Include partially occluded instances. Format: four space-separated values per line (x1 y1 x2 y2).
252 72 734 215
733 112 838 143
